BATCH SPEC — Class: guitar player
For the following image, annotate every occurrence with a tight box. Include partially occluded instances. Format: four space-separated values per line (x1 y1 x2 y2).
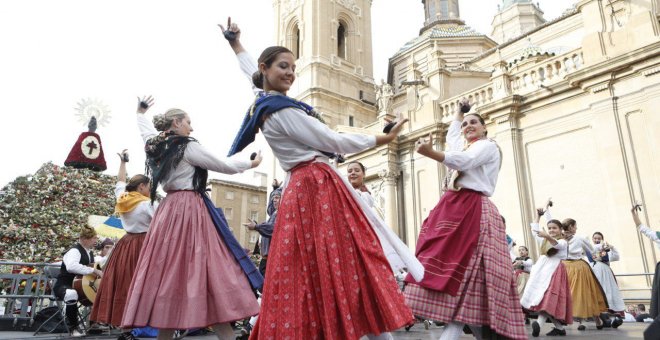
53 226 103 337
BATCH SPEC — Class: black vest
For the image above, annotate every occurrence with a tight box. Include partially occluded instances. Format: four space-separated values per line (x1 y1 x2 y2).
55 243 94 288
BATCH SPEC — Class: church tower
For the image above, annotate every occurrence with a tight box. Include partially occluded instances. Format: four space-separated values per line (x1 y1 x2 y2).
490 0 546 44
421 0 463 29
273 0 377 128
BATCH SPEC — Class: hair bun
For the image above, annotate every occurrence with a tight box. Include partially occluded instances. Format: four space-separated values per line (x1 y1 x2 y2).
252 71 264 90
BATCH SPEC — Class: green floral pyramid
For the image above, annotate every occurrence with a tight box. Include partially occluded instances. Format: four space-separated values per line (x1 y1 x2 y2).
0 162 116 263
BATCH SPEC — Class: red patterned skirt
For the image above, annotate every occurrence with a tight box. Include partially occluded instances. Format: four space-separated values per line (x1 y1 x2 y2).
90 232 146 326
120 191 259 329
526 262 573 324
250 162 413 340
403 193 526 340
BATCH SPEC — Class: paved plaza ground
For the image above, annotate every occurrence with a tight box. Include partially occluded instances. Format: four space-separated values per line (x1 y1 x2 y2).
0 321 650 339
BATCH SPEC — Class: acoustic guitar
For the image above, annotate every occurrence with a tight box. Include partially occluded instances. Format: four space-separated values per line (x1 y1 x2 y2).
72 263 102 306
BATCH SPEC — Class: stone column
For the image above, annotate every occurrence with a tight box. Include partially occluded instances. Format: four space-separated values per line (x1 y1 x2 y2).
379 169 400 235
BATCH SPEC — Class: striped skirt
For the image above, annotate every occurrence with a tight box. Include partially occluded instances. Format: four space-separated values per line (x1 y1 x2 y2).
403 194 526 340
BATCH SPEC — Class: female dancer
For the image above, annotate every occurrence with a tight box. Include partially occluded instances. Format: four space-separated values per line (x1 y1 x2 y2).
90 144 157 340
632 205 660 319
513 245 533 297
521 208 572 337
346 161 423 279
561 217 608 330
223 23 414 340
402 100 526 340
589 231 625 328
120 96 263 340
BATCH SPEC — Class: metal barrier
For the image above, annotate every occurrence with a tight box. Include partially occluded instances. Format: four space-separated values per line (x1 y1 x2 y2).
614 272 654 302
0 261 60 328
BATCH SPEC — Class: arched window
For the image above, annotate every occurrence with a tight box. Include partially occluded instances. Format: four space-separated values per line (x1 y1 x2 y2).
288 22 301 59
337 22 347 59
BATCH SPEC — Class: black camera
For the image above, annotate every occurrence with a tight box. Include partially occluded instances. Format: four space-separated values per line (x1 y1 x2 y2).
122 153 129 163
250 152 257 160
139 101 149 109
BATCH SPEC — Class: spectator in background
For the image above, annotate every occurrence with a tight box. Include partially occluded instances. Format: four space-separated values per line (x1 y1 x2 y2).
637 304 651 322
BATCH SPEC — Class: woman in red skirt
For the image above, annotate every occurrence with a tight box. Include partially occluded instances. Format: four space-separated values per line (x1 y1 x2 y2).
225 39 414 338
521 208 573 337
402 99 526 340
90 142 157 340
120 96 263 340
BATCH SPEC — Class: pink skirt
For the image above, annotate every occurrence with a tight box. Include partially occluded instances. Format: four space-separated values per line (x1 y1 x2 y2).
526 262 573 324
404 195 526 340
91 232 146 326
120 191 259 329
250 162 413 340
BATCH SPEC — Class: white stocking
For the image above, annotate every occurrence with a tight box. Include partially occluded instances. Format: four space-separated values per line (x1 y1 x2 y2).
440 322 465 340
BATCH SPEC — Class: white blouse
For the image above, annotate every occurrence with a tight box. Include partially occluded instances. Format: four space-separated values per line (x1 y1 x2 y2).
354 190 375 208
137 114 252 190
638 224 660 251
566 234 594 260
593 243 620 262
233 51 376 171
114 182 158 233
530 222 568 260
443 120 500 197
262 108 376 171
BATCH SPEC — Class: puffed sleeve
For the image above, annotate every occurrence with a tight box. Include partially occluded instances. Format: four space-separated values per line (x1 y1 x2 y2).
236 51 260 96
445 120 463 152
443 139 499 171
115 182 127 199
269 107 376 154
137 113 159 143
183 142 251 174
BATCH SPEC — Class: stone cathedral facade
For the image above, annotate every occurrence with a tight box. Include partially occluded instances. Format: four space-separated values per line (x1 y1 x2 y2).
272 0 660 300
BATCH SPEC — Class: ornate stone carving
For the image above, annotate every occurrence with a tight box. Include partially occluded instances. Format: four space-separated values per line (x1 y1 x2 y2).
336 0 360 14
281 0 303 19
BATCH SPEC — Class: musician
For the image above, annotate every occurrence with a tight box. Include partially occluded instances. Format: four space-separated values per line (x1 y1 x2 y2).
53 226 103 336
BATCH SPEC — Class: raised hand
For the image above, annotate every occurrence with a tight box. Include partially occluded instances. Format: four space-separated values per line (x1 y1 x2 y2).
218 16 241 42
251 151 263 168
415 133 434 157
137 95 154 114
117 149 129 163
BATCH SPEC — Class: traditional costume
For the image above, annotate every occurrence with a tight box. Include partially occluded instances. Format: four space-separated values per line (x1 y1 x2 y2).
513 255 533 297
254 187 281 278
562 233 608 326
353 185 423 277
402 119 526 339
638 224 660 319
53 243 95 332
520 222 572 336
90 181 157 327
588 243 626 316
228 52 413 340
120 113 261 330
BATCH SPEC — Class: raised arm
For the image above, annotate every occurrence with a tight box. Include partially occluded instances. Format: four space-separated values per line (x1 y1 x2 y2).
117 149 128 183
633 205 660 244
136 95 158 143
268 107 407 154
184 142 261 174
219 17 260 95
